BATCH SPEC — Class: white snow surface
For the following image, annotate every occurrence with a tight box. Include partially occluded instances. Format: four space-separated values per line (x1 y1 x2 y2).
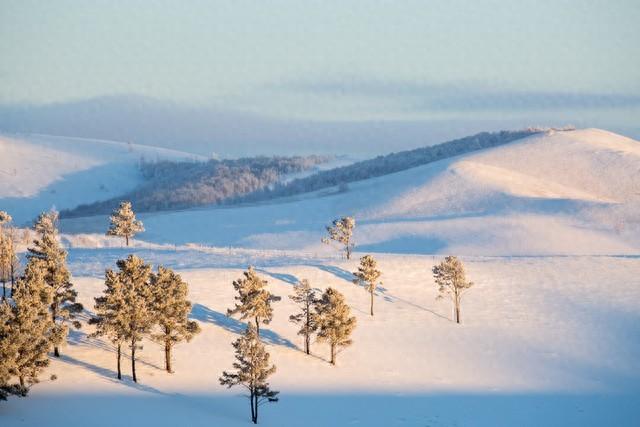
0 133 203 224
2 128 640 426
58 128 640 255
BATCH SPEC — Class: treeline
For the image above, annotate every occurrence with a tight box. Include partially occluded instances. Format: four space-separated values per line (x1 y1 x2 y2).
244 129 542 201
61 155 330 218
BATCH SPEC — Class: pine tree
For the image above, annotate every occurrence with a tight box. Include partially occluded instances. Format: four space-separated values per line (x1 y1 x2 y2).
27 211 82 357
0 300 16 400
432 256 474 324
0 211 11 229
113 255 154 383
106 201 144 246
6 261 56 392
0 214 18 301
90 269 127 380
315 287 356 365
288 279 318 355
322 216 356 259
227 267 279 337
149 266 201 373
352 255 382 316
219 323 279 424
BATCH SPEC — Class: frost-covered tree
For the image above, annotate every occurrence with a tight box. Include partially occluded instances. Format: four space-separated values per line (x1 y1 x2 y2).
149 266 200 373
0 211 11 229
6 261 56 392
27 211 82 357
90 269 127 380
352 255 382 316
0 234 16 301
106 201 144 246
432 256 474 324
113 255 154 383
0 300 17 400
219 323 279 424
322 216 355 259
288 279 318 355
227 267 279 337
315 287 356 365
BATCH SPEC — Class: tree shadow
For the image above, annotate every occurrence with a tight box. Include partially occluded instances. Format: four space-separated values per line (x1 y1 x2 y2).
57 353 166 395
256 268 299 285
312 264 353 282
189 303 296 349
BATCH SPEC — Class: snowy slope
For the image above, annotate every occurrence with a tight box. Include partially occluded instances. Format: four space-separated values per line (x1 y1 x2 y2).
60 128 640 255
2 252 639 426
0 133 203 224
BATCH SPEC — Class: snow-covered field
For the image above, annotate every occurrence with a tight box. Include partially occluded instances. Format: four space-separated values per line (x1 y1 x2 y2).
1 128 639 426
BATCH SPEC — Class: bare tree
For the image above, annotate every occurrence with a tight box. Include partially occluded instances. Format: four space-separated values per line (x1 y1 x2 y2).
432 256 474 324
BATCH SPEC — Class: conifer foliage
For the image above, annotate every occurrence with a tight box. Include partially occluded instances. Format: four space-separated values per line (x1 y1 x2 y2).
0 223 19 301
315 287 356 365
149 266 201 373
219 323 279 424
27 211 82 357
322 216 356 259
288 279 318 355
432 256 474 324
227 267 279 337
91 269 127 380
352 255 382 316
2 261 56 395
106 201 144 246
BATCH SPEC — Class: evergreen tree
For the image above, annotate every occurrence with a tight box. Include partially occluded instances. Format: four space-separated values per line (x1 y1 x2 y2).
315 287 356 365
6 261 56 392
352 255 382 316
0 300 16 400
106 201 144 246
0 214 18 301
227 267 279 337
219 323 279 424
322 216 356 259
0 211 11 230
90 269 127 380
149 266 201 373
27 211 82 357
288 279 318 355
113 255 154 383
432 256 474 324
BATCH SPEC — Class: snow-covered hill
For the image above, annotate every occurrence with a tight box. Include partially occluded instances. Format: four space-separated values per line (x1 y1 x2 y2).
0 133 204 224
60 128 640 255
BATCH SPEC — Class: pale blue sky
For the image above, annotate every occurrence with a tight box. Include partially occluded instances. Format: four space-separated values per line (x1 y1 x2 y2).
1 0 639 122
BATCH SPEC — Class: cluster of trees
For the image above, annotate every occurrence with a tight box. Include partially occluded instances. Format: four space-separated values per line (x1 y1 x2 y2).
61 155 330 218
1 203 476 424
248 129 542 201
0 210 81 399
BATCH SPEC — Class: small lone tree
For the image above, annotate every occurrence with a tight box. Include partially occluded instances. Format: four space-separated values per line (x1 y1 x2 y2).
352 255 382 316
322 216 355 259
227 267 279 337
315 287 356 365
219 323 279 424
432 256 474 324
107 201 144 246
27 211 83 357
115 255 154 383
6 261 56 392
150 266 201 373
288 279 318 355
90 269 127 380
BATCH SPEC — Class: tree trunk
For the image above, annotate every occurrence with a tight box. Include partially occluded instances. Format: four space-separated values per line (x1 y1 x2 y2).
125 235 129 246
305 334 310 355
2 280 5 300
10 262 14 297
330 343 336 365
131 338 137 383
250 388 256 424
454 297 461 324
346 245 351 260
305 309 311 354
370 289 374 316
117 343 122 380
255 317 260 336
254 391 259 424
165 340 173 373
19 376 25 388
52 307 60 357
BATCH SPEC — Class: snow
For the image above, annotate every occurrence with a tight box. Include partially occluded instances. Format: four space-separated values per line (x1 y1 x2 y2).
2 128 640 425
1 252 639 426
0 133 204 225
